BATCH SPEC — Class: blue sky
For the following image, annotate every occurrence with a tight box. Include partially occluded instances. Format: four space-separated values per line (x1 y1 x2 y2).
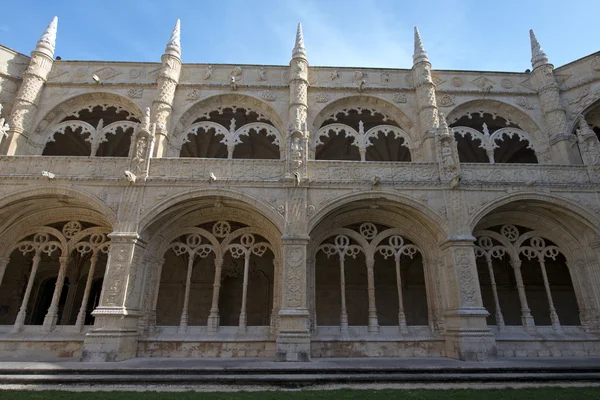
1 0 598 71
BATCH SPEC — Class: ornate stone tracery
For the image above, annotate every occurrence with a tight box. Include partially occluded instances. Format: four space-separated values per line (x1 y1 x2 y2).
0 220 111 333
153 220 275 333
474 223 583 332
452 124 538 164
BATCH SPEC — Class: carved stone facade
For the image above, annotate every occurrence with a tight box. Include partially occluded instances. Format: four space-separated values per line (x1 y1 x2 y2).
1 19 600 362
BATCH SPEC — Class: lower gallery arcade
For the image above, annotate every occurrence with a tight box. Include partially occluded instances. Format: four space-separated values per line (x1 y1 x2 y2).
0 194 598 361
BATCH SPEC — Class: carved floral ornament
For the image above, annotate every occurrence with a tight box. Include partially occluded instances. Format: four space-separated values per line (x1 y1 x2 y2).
317 223 421 262
452 123 537 164
159 220 273 261
8 220 110 259
313 121 413 162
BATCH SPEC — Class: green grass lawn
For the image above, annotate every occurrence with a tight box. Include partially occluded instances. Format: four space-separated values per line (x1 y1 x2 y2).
2 388 600 399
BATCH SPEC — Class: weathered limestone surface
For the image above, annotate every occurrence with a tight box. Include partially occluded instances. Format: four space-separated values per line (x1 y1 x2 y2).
0 19 600 363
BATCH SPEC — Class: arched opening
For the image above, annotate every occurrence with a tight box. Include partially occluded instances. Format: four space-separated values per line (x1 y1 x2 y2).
308 197 445 357
314 222 427 330
154 224 275 331
475 224 580 329
143 195 282 336
0 193 113 332
470 197 596 334
450 112 538 163
42 105 139 157
314 108 411 162
179 107 281 159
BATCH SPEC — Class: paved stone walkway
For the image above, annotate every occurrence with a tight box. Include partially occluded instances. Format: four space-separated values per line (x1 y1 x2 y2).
1 356 600 371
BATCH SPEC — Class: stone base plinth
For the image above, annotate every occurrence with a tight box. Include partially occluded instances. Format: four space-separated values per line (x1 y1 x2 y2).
444 307 497 361
276 309 310 362
81 311 140 362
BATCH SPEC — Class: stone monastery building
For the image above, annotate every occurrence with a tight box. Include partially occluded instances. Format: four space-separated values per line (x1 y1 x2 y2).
0 17 599 363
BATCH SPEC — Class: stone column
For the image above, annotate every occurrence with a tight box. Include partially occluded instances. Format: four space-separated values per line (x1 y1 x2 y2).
178 254 195 334
81 233 146 362
275 23 311 362
394 255 408 332
277 235 311 362
75 253 99 331
510 259 535 329
270 258 281 332
365 256 379 333
529 30 578 164
538 259 562 332
238 252 251 332
60 265 82 325
440 237 497 361
2 17 57 155
207 257 223 333
13 255 41 332
147 257 165 333
153 20 182 157
411 27 438 162
484 257 505 330
339 254 349 333
42 256 70 332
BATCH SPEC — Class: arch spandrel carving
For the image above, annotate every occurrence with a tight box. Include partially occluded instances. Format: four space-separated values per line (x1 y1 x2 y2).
139 190 285 245
468 192 600 238
0 186 117 227
307 191 448 240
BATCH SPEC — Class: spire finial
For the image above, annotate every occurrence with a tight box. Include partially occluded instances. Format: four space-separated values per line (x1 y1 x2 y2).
35 16 58 58
413 26 429 65
529 29 549 69
165 19 181 57
292 22 307 60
